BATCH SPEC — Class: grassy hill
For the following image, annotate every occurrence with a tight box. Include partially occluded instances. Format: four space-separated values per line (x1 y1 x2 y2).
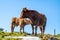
0 31 27 40
0 31 60 40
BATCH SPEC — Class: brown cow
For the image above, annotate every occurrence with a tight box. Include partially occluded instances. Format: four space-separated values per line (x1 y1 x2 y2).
20 8 47 38
11 17 32 33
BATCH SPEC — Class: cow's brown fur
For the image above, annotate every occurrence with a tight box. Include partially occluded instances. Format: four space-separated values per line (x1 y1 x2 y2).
11 17 32 33
20 8 47 38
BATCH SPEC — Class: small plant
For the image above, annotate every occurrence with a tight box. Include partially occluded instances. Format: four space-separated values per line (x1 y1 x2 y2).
42 34 51 40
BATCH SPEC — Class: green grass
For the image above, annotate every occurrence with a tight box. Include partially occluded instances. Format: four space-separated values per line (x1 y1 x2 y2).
0 31 27 40
0 38 22 40
0 31 60 40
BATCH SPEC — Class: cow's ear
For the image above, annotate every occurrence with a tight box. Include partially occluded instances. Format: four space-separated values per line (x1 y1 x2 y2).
23 8 27 12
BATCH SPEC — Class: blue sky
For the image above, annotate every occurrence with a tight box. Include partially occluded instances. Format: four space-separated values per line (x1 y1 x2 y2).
0 0 60 35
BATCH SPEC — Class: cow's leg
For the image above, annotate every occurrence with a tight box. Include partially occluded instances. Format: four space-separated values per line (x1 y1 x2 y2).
11 23 15 33
20 25 23 34
43 25 45 33
20 28 22 34
31 24 34 35
35 26 37 36
20 26 21 33
40 26 44 38
23 26 24 33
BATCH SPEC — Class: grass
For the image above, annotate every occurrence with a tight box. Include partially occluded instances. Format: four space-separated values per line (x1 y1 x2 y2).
0 31 60 40
0 31 27 40
0 38 22 40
